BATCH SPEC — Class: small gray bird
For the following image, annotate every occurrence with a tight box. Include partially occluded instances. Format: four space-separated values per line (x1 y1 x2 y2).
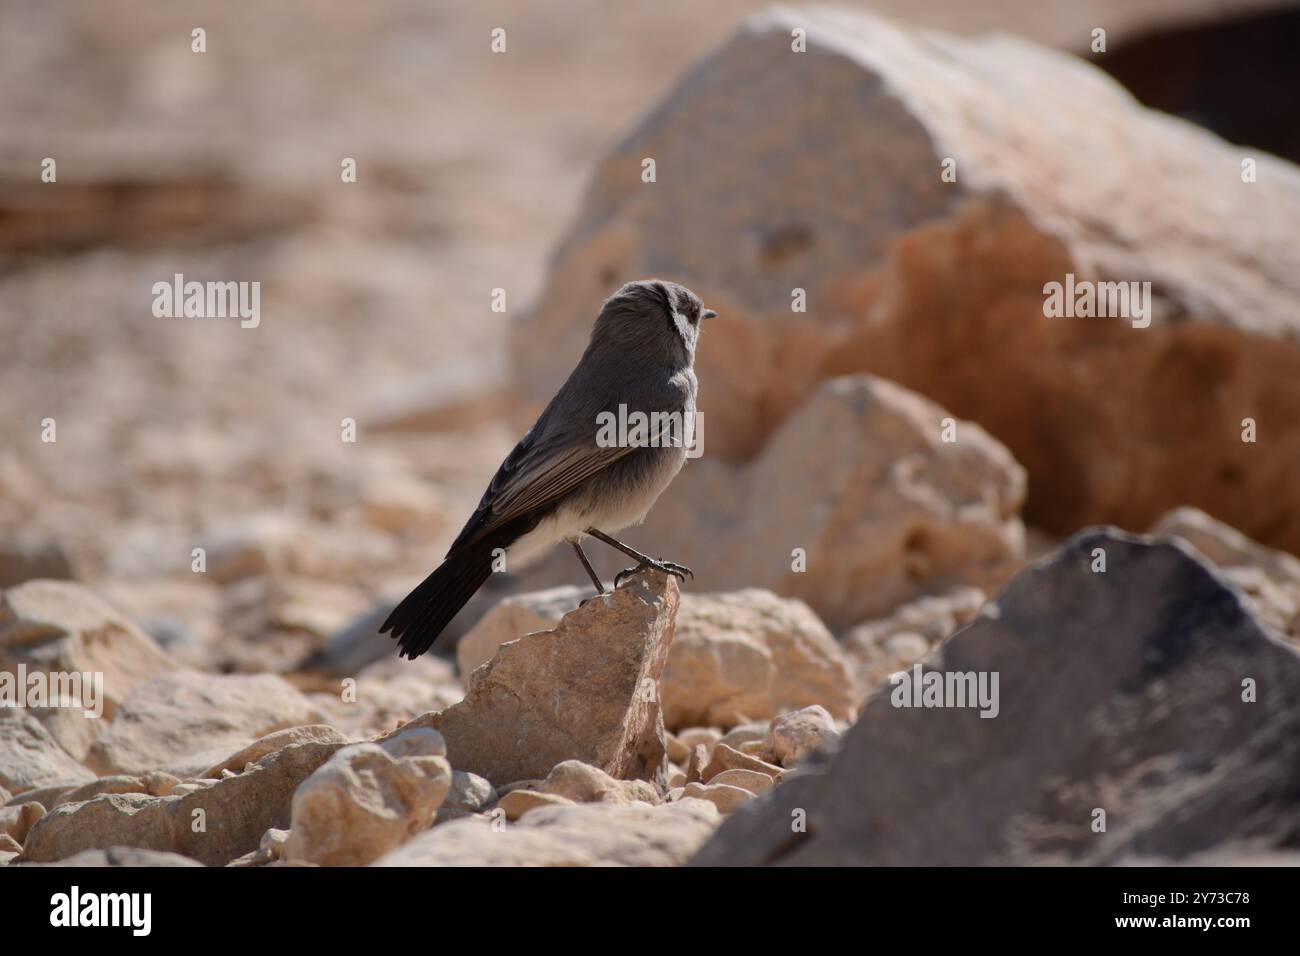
381 279 714 659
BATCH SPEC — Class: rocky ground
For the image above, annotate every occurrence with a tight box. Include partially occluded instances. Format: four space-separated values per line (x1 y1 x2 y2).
3 3 1300 866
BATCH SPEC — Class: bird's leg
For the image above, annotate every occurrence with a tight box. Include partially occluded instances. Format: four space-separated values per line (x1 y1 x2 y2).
585 528 693 588
571 540 607 604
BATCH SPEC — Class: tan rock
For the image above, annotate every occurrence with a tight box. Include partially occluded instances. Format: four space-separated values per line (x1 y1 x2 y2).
418 570 679 787
662 589 857 729
22 738 344 866
455 584 587 682
768 705 840 768
282 731 452 866
0 800 44 844
708 769 774 796
539 760 660 805
659 378 1025 631
261 827 289 854
53 772 180 808
676 727 722 753
664 732 690 765
515 5 1300 556
682 781 752 814
231 827 290 868
684 744 708 785
439 771 497 822
463 586 859 731
0 833 22 861
378 726 446 759
226 847 274 867
0 579 181 758
200 724 350 779
0 712 94 793
84 671 323 776
701 742 783 783
4 783 66 809
738 739 773 760
497 789 575 821
718 722 769 751
374 798 719 866
666 766 686 789
311 654 463 741
96 577 223 670
169 780 218 797
841 587 987 696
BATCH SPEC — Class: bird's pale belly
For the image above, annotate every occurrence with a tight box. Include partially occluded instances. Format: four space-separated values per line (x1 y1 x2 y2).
506 442 687 567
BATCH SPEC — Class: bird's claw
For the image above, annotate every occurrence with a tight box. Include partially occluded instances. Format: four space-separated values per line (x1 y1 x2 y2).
614 558 693 588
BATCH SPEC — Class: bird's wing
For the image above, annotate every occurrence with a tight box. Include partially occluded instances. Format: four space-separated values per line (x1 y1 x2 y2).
444 424 628 556
446 399 687 557
445 349 696 558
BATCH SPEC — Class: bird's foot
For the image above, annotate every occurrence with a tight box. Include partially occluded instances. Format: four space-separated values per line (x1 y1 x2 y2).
614 558 693 588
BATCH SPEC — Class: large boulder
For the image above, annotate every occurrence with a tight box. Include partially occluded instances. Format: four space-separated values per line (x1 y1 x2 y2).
634 376 1024 629
411 570 679 788
691 529 1300 865
513 6 1300 555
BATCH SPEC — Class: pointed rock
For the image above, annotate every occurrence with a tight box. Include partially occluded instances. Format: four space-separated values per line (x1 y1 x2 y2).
399 570 679 788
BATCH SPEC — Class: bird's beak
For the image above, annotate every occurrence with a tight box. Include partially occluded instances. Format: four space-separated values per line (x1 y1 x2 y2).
701 308 717 320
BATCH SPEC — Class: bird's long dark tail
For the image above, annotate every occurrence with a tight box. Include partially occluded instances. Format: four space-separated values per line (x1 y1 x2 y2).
380 515 539 659
379 545 494 659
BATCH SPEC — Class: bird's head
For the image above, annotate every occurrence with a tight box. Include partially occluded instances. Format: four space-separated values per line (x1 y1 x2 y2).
591 279 715 364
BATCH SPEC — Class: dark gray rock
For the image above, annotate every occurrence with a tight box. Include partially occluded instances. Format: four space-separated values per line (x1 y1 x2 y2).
691 528 1300 865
